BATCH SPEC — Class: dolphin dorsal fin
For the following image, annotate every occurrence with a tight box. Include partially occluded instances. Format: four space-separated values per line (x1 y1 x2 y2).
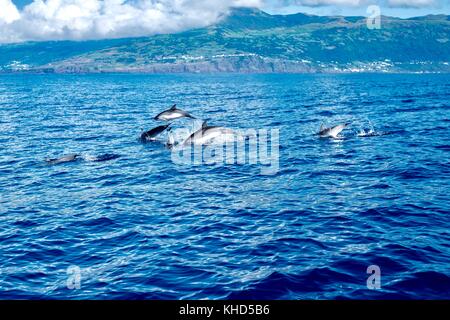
202 121 208 129
170 104 177 110
320 123 325 131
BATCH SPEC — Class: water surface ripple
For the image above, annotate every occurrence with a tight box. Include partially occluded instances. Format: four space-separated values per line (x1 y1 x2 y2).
0 74 449 299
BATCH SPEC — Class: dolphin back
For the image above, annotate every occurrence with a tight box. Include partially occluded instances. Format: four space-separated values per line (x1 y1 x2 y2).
46 154 79 165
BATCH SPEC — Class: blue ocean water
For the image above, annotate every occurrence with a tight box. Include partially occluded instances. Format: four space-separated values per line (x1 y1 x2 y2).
0 73 449 299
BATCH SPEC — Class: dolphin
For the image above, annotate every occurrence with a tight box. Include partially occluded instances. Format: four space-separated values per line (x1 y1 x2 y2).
140 124 170 142
46 154 79 165
85 154 121 162
180 121 242 146
154 105 196 121
317 123 350 139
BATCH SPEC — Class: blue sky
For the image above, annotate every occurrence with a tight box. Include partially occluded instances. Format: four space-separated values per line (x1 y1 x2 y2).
1 0 449 43
12 0 28 7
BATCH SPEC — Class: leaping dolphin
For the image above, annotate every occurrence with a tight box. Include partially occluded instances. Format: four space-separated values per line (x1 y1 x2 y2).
140 124 170 142
180 121 242 146
317 123 350 139
154 105 196 121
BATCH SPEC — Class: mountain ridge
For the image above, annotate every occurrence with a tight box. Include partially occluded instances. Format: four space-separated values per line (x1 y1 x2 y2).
1 8 449 73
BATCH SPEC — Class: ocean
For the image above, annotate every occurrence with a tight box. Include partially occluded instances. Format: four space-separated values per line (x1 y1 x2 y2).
0 73 449 299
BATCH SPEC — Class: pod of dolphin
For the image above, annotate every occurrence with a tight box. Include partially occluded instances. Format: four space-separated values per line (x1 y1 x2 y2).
140 104 246 148
142 104 352 143
46 104 353 165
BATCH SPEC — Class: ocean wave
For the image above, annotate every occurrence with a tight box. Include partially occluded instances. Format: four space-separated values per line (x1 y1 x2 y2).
0 73 448 299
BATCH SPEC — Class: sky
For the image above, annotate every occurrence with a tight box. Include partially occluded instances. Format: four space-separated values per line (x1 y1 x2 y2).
1 0 449 43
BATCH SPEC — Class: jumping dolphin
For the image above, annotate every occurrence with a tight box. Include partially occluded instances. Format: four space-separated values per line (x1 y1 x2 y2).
154 105 196 121
46 154 79 165
317 123 350 139
181 121 242 146
140 124 170 142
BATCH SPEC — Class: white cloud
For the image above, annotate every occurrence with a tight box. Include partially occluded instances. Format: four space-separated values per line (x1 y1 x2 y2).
0 0 262 43
0 0 21 23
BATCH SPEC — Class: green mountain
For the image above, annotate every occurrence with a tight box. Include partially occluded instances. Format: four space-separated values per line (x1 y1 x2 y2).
1 8 449 73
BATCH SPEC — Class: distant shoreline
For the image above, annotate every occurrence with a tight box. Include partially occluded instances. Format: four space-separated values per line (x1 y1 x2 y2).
2 58 449 75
